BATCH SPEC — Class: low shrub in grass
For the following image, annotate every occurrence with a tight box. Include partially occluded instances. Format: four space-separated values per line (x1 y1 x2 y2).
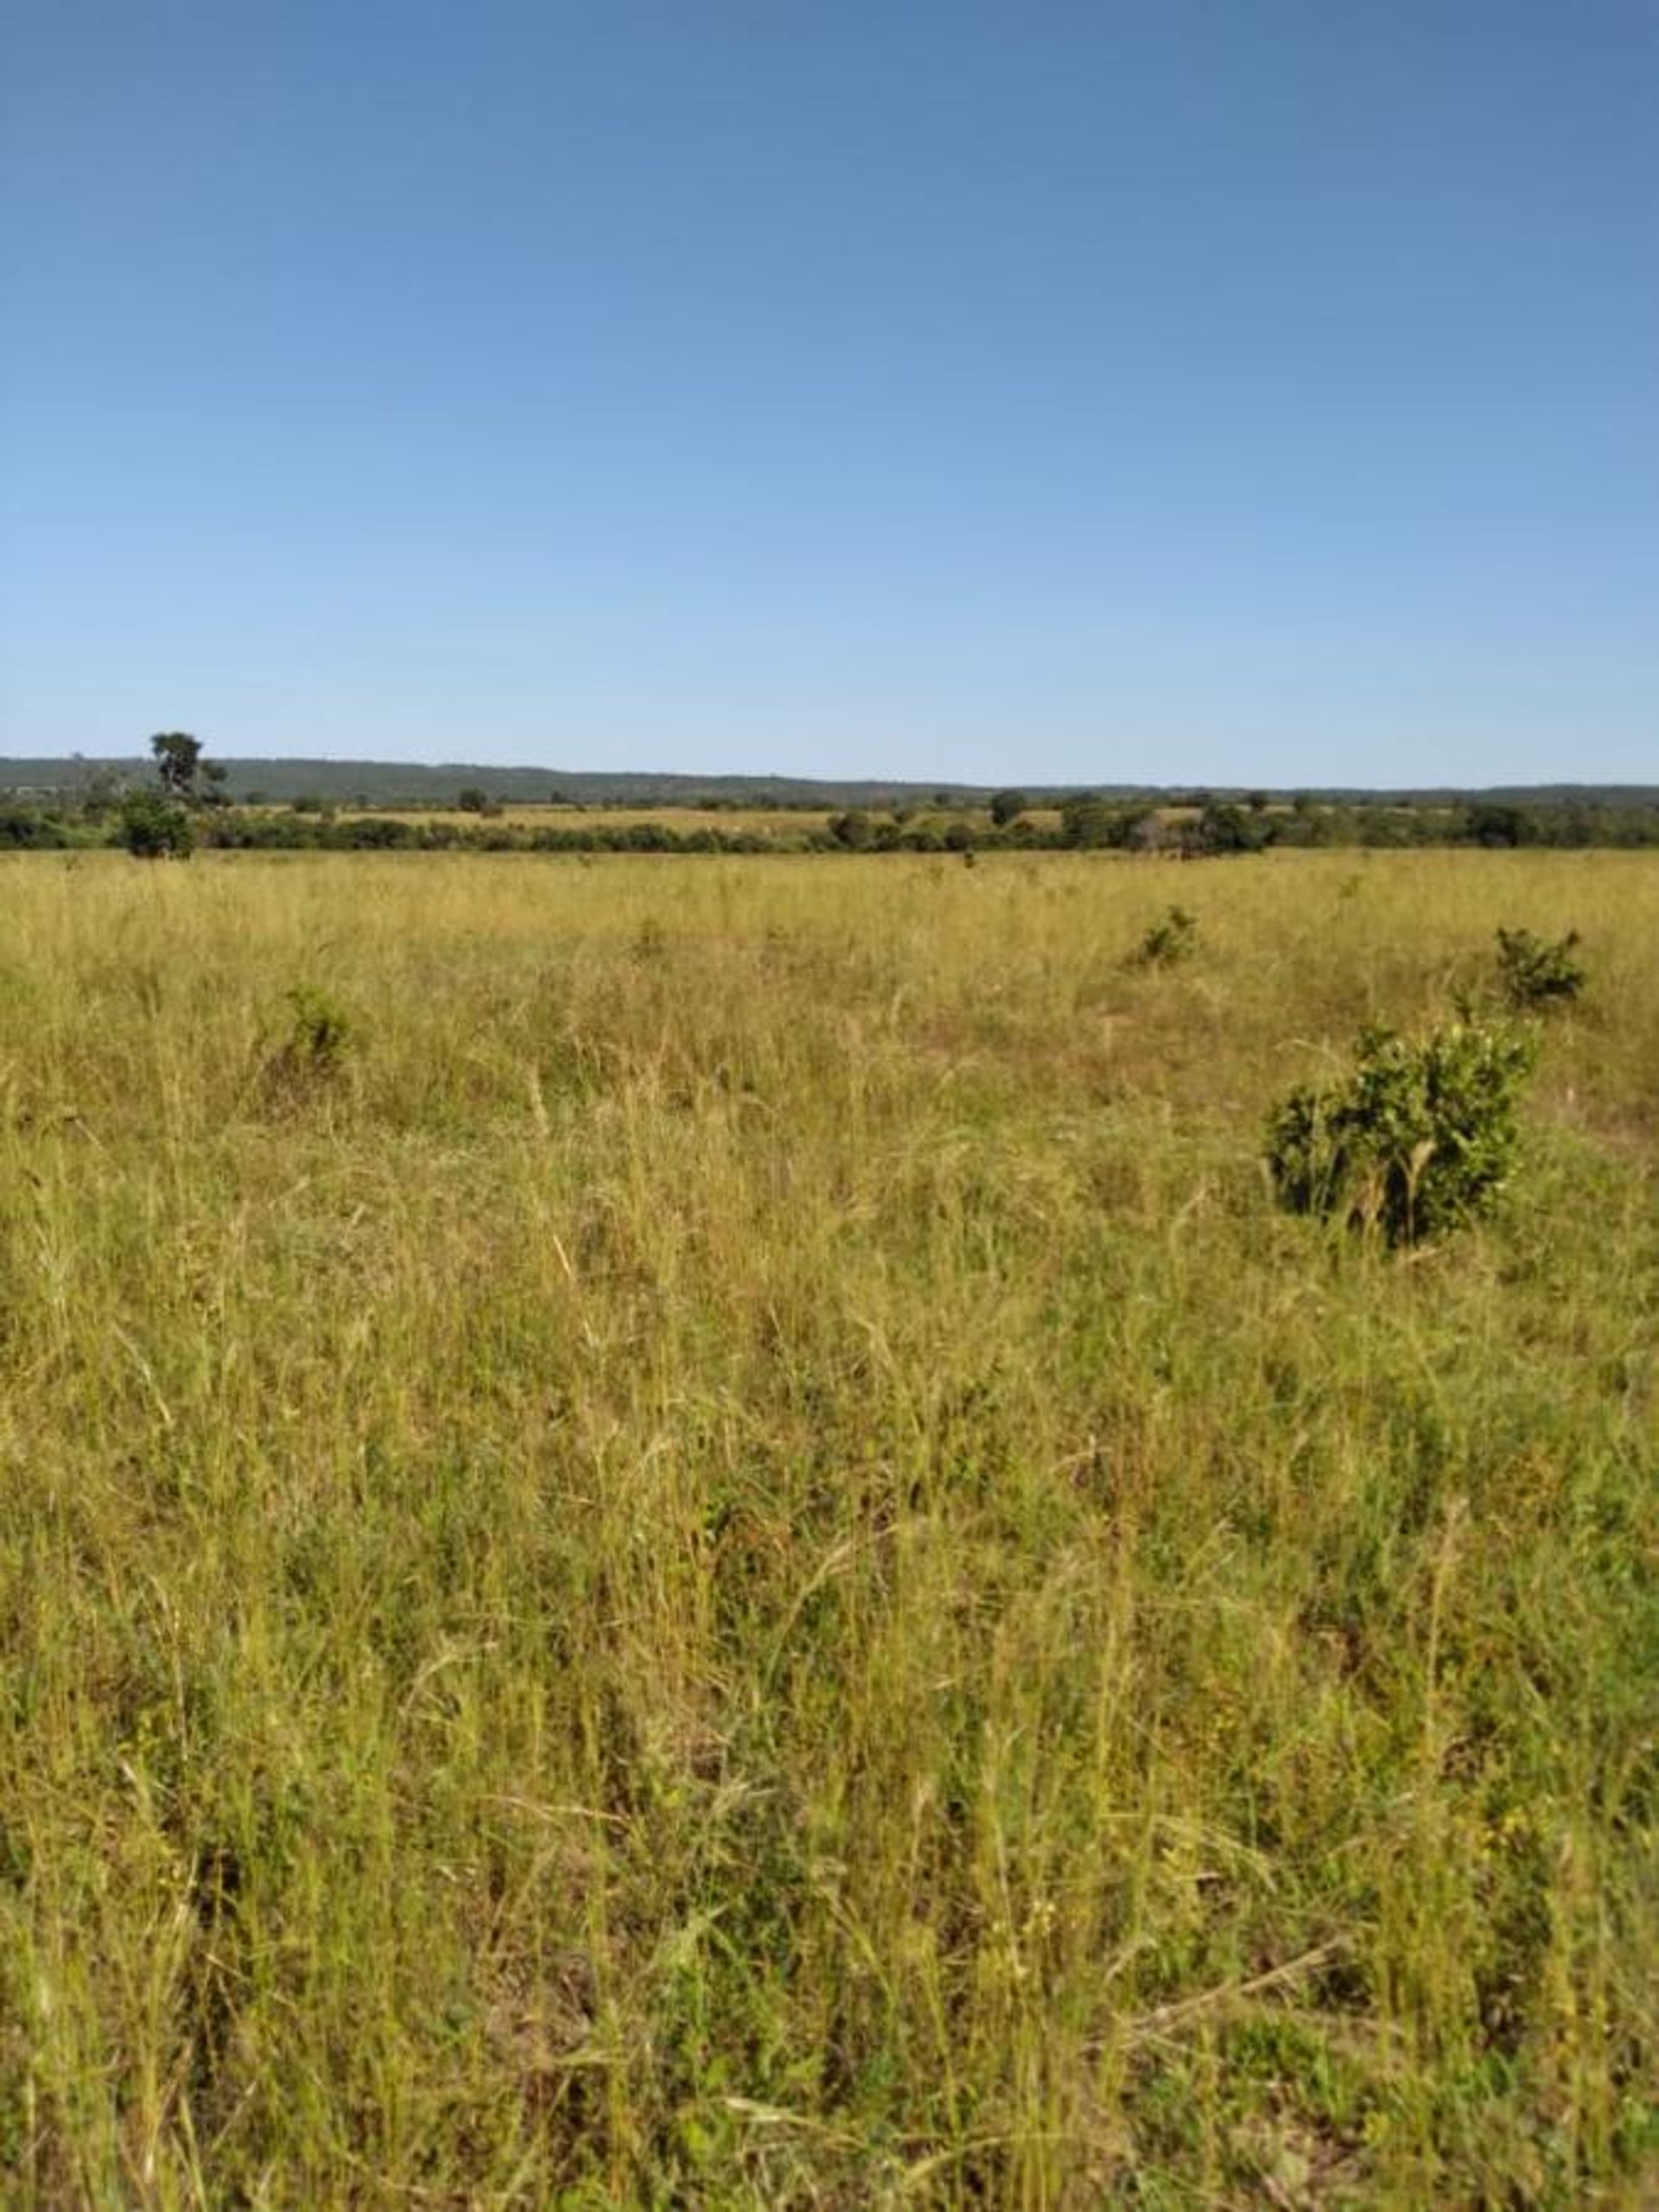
283 986 353 1071
1266 1018 1538 1247
261 986 358 1107
1495 925 1586 1009
1137 905 1198 966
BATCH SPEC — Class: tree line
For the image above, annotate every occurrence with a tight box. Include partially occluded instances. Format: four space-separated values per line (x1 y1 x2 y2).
3 741 1659 855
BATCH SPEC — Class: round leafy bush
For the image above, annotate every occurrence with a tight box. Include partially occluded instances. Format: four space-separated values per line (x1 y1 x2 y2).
1267 1019 1537 1247
118 791 194 859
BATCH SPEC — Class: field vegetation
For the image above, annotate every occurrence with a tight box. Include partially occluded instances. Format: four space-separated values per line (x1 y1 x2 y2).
328 806 845 840
0 849 1653 2206
9 777 1659 861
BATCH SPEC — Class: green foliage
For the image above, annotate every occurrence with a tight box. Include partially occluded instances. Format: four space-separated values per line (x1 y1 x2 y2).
1188 799 1270 855
1465 802 1537 848
1060 793 1127 848
148 729 228 810
6 776 1653 859
285 986 353 1071
263 986 357 1103
1267 1018 1539 1246
1137 903 1198 965
77 764 127 817
827 807 874 849
0 805 75 850
118 789 194 858
149 729 203 799
988 786 1028 826
1496 924 1586 1008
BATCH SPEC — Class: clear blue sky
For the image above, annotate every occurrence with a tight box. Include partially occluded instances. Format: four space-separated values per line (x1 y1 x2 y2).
3 2 1655 785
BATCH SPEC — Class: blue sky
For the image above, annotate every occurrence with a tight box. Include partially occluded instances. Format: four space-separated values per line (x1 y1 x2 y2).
3 1 1655 785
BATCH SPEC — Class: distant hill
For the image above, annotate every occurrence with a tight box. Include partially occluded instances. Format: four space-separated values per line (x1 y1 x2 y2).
2 757 1656 811
0 758 1027 809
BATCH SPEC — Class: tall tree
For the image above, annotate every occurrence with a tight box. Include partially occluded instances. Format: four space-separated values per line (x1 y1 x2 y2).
150 731 204 800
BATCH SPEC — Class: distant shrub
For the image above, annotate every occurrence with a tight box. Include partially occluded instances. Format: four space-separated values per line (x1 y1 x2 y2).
1465 803 1536 849
1495 925 1585 1009
1060 796 1128 849
1137 905 1198 966
1185 801 1269 856
1266 1019 1537 1247
0 807 73 850
335 815 421 849
118 791 194 859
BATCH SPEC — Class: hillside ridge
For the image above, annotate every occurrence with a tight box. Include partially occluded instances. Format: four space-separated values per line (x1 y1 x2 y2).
4 757 1656 810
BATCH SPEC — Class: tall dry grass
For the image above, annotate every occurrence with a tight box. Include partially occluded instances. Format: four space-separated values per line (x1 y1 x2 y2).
0 849 1654 2206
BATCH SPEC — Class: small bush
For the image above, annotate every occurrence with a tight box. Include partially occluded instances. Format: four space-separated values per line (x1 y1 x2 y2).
1137 906 1198 966
631 917 669 964
284 987 353 1071
1266 1019 1537 1247
1496 925 1585 1009
262 987 357 1106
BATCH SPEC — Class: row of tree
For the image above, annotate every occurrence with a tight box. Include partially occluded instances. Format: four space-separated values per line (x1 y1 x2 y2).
4 738 1659 855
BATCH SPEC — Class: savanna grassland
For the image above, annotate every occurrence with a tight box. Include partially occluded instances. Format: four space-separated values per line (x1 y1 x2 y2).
1 849 1654 2209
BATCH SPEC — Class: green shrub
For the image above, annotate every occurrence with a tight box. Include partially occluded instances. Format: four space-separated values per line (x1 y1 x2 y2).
1495 925 1585 1009
0 806 73 850
262 987 357 1105
1266 1019 1538 1247
118 791 194 859
1137 905 1198 966
284 987 353 1071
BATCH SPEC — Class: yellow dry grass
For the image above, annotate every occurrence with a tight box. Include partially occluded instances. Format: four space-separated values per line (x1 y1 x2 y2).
0 848 1654 2206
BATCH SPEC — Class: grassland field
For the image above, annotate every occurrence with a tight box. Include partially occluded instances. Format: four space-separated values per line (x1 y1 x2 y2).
297 806 1081 839
0 848 1653 2208
316 807 844 837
